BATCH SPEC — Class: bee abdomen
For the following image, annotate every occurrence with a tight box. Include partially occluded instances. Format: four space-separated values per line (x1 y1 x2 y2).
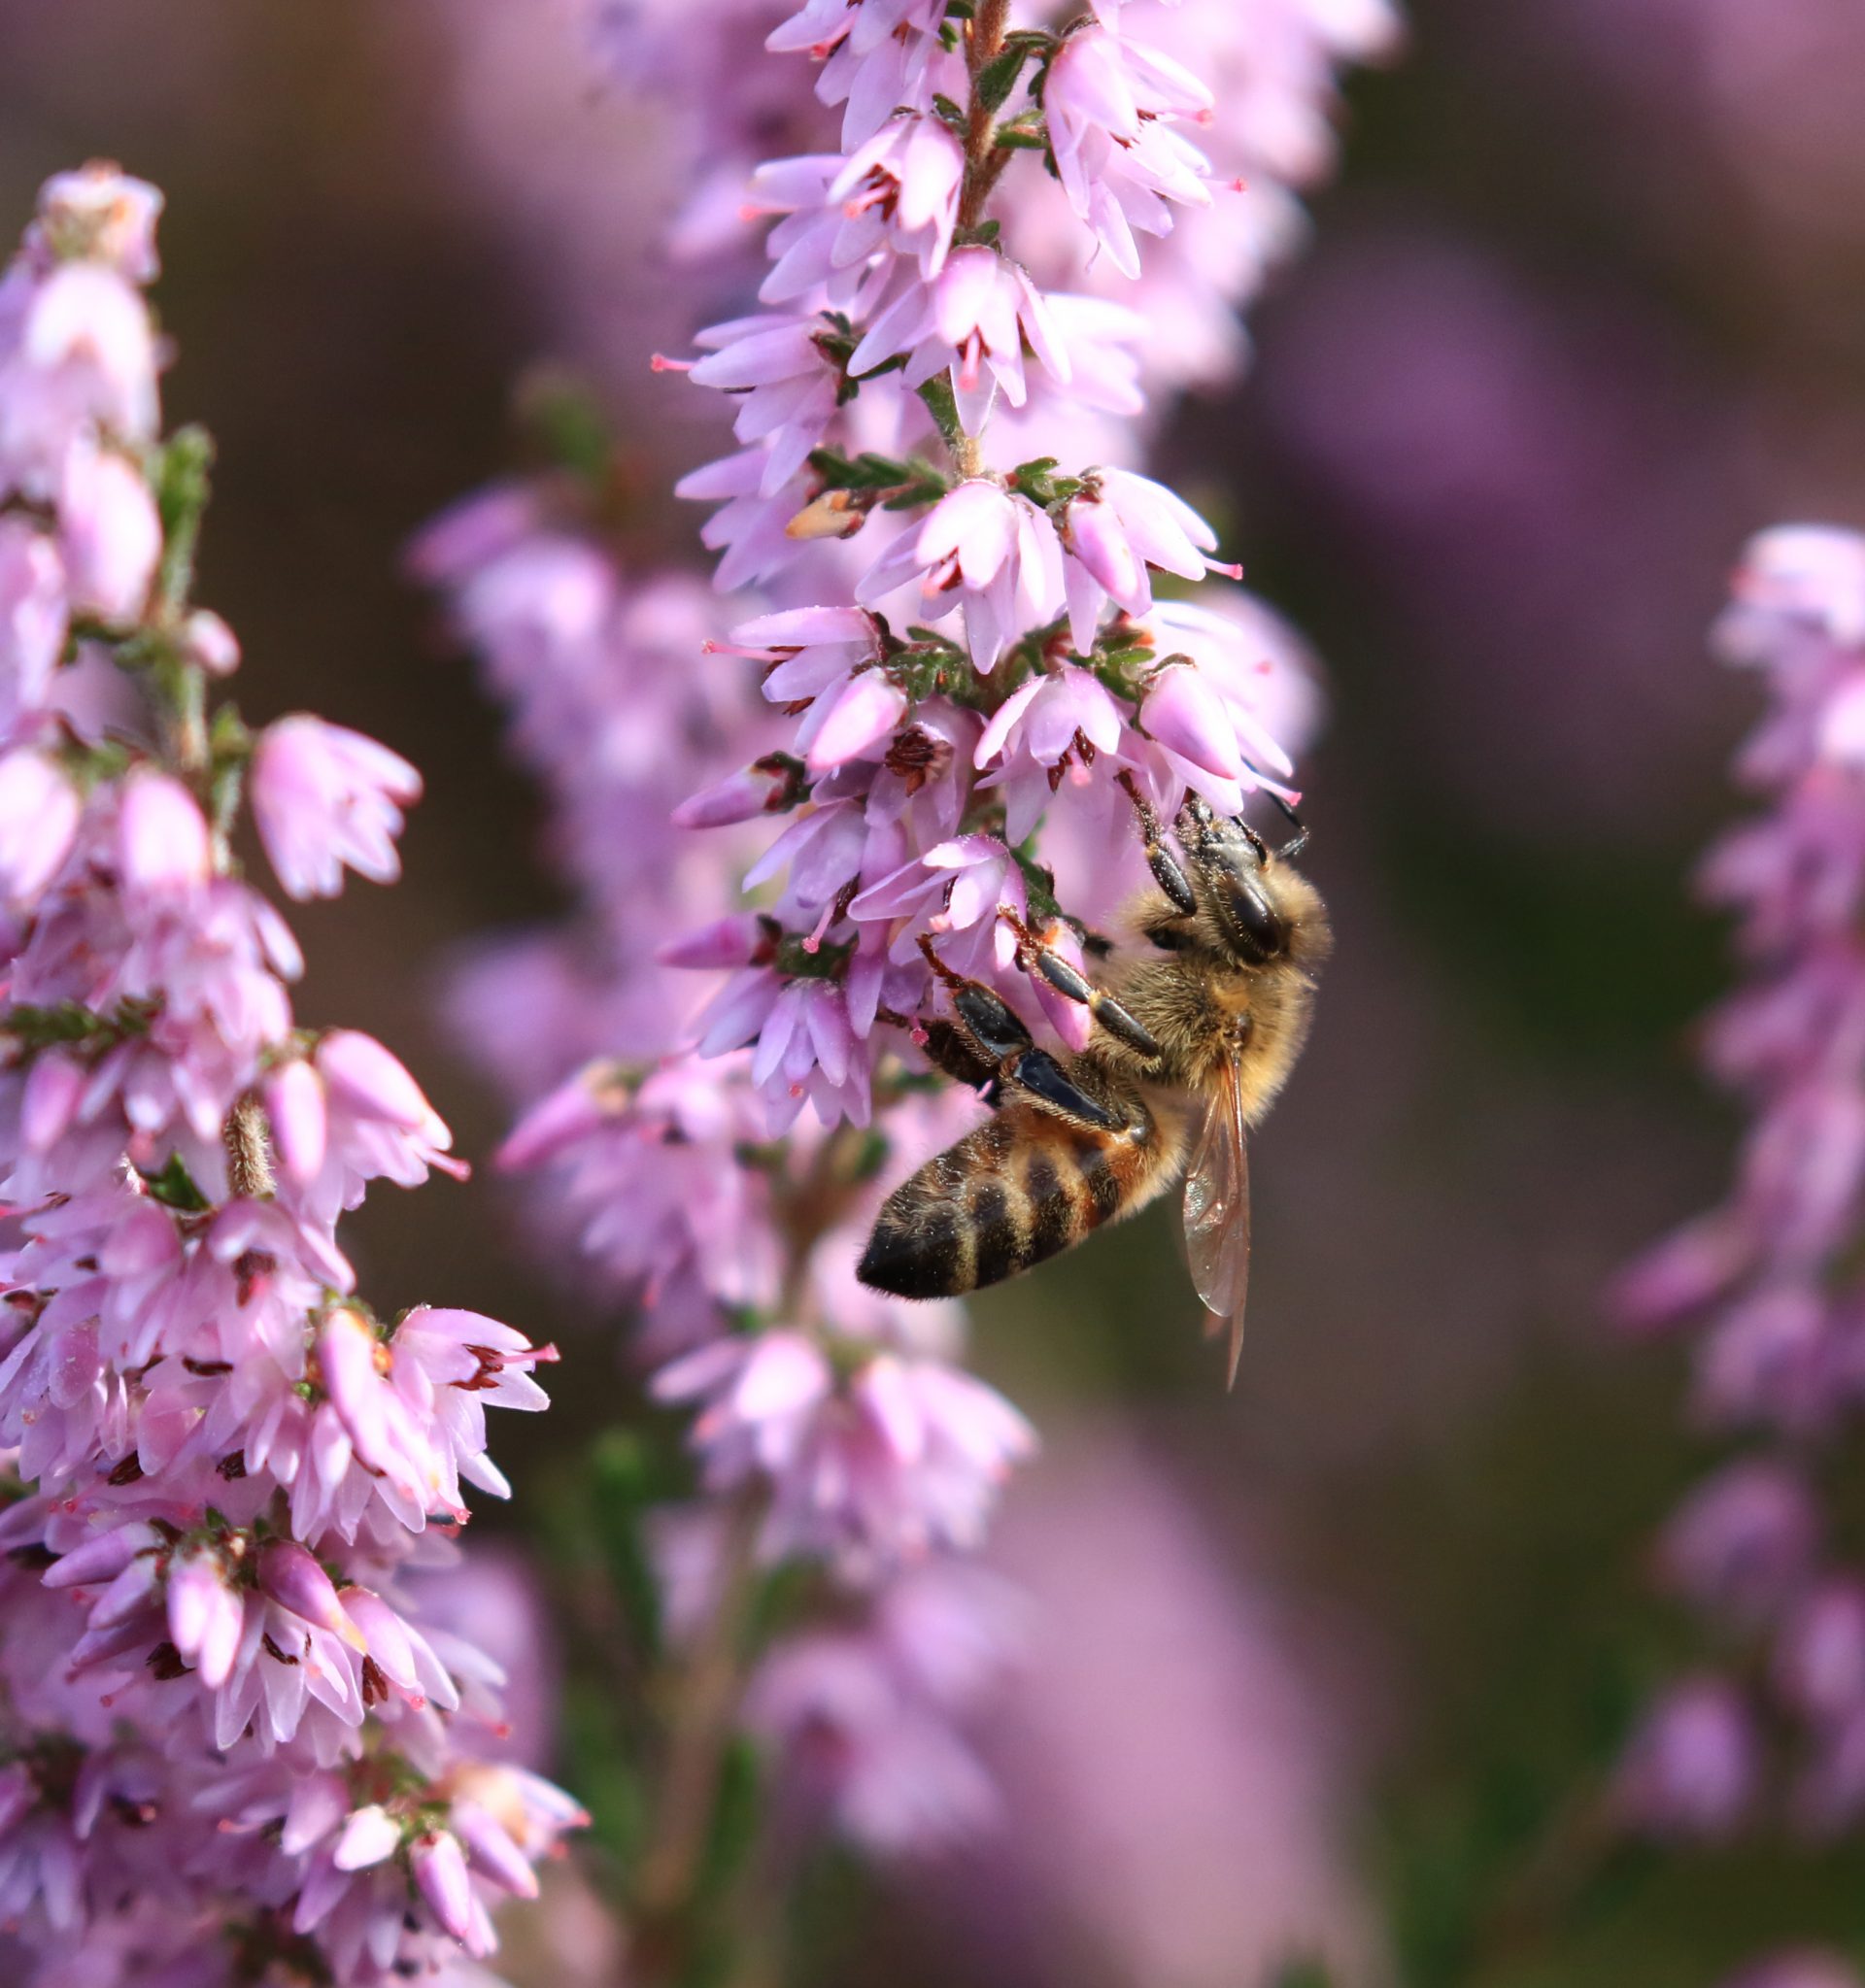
857 1117 1136 1300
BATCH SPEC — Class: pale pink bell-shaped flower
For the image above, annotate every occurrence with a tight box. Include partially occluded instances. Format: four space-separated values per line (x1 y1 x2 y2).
688 312 843 498
58 436 161 623
251 715 422 900
264 1055 329 1184
178 605 240 676
0 748 80 905
334 1803 401 1872
166 1545 245 1690
804 671 908 773
828 112 965 279
1045 26 1215 279
859 480 1064 676
256 1540 370 1652
0 519 68 721
1060 469 1238 651
34 162 164 279
412 1830 482 1949
850 246 1070 430
673 756 807 829
117 769 212 896
973 664 1131 845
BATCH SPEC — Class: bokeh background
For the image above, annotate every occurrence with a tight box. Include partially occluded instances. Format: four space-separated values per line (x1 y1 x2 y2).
6 2 1865 1982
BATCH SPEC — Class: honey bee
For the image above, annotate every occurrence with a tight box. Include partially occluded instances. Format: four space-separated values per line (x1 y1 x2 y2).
857 780 1330 1383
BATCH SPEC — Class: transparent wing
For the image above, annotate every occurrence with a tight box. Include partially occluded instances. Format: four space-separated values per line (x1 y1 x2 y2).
1181 1054 1251 1388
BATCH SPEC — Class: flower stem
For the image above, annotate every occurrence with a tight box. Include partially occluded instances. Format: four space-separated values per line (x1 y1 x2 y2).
631 1493 764 1981
959 0 1014 232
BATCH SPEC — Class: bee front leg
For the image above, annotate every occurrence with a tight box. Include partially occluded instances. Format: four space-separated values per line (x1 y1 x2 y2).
1118 769 1198 915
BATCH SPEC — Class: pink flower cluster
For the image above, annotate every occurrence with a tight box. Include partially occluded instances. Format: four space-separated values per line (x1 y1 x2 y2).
0 166 578 1986
593 0 1397 399
428 0 1364 1871
1611 527 1865 1984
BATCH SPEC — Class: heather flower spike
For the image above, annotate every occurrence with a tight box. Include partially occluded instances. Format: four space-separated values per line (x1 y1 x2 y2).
0 166 577 1986
1614 524 1865 1973
424 0 1385 1972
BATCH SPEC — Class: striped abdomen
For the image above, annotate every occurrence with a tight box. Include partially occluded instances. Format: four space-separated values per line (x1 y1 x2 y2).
857 1100 1180 1300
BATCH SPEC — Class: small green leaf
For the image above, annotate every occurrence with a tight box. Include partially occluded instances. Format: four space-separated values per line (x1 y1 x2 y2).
977 42 1033 113
993 110 1048 152
153 426 215 616
917 374 963 449
517 368 614 487
141 1153 211 1213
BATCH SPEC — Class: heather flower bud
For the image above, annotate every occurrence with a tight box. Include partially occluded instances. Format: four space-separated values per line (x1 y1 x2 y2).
37 162 163 280
672 755 807 828
333 1803 401 1871
251 715 421 900
58 437 160 623
1613 1676 1757 1841
0 520 68 718
263 1055 328 1184
178 606 240 676
453 1800 541 1901
117 769 211 894
166 1546 244 1690
412 1830 478 1944
1142 660 1245 789
804 673 907 773
257 1540 369 1652
0 748 80 905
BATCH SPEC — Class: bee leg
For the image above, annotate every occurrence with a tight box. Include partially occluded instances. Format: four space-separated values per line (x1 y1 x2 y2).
921 1017 1000 1095
1118 769 1198 915
916 934 1036 1065
1001 1046 1130 1132
1175 791 1271 866
999 909 1163 1063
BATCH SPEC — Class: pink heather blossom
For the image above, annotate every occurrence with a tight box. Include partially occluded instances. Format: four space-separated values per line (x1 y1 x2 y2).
0 749 80 906
850 246 1071 429
56 437 160 624
766 0 956 148
1059 469 1239 649
424 0 1373 1912
0 167 576 1986
1612 1675 1759 1841
1617 524 1865 1870
972 664 1130 845
828 113 966 282
744 1572 1014 1851
33 163 163 282
0 519 69 722
250 715 422 900
859 480 1064 675
654 1332 1034 1568
1044 26 1216 280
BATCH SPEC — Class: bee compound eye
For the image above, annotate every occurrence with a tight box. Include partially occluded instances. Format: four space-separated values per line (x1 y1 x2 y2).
1223 876 1286 961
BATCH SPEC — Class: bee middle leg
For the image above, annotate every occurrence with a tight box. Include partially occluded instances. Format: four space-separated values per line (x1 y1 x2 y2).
915 935 1137 1129
998 908 1163 1062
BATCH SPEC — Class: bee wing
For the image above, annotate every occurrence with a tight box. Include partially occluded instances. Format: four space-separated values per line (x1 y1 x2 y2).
1181 1053 1251 1389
